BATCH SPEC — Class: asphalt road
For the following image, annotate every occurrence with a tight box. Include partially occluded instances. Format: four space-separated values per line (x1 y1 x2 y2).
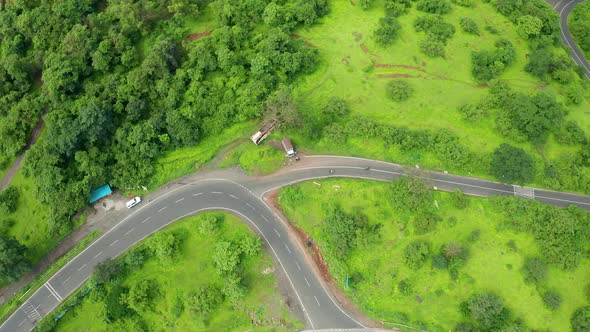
550 0 590 80
3 155 590 332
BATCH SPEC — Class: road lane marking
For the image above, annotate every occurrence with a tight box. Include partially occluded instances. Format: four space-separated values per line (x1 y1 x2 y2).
64 276 71 283
109 240 119 247
18 319 26 327
212 191 223 194
141 217 151 224
77 264 87 271
45 283 62 301
246 203 255 210
314 296 320 306
93 251 103 259
273 228 281 238
296 262 301 271
158 206 167 212
192 192 203 196
262 215 269 223
304 277 311 287
125 228 135 236
284 244 292 255
230 194 239 200
174 198 185 203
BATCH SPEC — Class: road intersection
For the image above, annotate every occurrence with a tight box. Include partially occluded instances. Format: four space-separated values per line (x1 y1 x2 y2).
3 155 590 331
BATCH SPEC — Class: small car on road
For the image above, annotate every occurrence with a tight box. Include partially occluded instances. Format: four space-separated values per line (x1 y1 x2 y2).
126 196 141 209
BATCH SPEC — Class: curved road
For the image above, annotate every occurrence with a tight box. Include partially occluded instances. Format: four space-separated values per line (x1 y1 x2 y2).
550 0 590 79
3 155 590 332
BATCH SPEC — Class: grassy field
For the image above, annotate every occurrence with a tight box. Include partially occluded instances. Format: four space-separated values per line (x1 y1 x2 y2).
217 140 286 175
50 212 302 332
287 0 590 181
278 179 590 331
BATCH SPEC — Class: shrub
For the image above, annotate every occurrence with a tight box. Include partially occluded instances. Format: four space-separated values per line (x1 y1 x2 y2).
471 39 516 81
586 284 590 302
404 240 431 269
460 17 479 35
468 229 480 242
239 235 261 257
384 0 412 16
555 120 587 145
414 15 456 42
125 250 146 271
148 232 178 263
432 254 448 269
386 79 414 101
213 241 241 275
413 212 440 235
388 177 432 211
461 293 510 330
187 285 223 319
450 189 469 209
0 186 18 214
359 0 372 10
522 257 547 284
121 279 153 312
490 144 534 184
197 214 222 235
374 16 401 46
516 15 542 39
398 278 413 295
420 36 446 57
542 291 561 310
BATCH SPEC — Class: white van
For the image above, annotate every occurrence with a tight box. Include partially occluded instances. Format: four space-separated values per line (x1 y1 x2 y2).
126 196 141 209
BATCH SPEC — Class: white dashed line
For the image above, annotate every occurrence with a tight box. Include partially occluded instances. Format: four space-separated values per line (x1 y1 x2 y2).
273 228 281 238
296 262 302 271
141 217 151 224
230 194 239 200
158 206 167 212
246 203 255 210
314 295 321 306
212 191 223 194
109 240 119 247
304 277 311 287
262 215 269 223
192 192 203 196
175 198 185 203
77 264 87 271
284 244 292 254
93 251 103 259
125 228 135 236
64 276 71 283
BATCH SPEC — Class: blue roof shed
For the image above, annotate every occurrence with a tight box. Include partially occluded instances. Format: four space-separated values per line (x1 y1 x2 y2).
89 184 112 203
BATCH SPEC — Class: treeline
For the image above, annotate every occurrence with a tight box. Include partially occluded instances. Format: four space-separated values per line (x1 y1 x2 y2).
0 0 327 236
35 214 262 331
569 1 590 58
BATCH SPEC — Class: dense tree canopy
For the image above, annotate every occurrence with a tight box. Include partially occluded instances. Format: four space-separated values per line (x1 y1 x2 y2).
0 234 31 282
490 144 535 184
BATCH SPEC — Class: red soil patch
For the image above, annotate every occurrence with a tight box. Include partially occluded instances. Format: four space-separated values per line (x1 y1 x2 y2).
291 34 301 39
376 73 419 79
291 34 316 48
360 43 369 54
375 64 428 73
185 31 210 42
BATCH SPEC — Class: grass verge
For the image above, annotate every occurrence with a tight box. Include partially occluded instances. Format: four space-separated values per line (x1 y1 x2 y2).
217 141 286 175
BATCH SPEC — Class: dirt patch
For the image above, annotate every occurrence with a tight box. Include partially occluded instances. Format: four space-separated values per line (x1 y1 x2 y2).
185 31 210 42
360 43 369 54
421 61 427 67
265 191 382 329
291 34 301 39
375 64 428 73
303 40 317 48
376 73 419 79
352 32 363 42
350 0 356 6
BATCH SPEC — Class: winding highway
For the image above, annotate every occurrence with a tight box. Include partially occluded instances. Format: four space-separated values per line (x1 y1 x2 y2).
550 0 590 79
3 155 590 332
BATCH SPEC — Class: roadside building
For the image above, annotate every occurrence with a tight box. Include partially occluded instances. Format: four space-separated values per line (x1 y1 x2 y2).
88 184 112 204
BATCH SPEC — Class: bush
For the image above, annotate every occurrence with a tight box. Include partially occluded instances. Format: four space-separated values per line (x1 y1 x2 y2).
414 15 456 43
374 16 401 46
461 293 510 330
388 177 433 211
413 212 440 234
386 79 413 102
148 232 178 263
490 144 534 184
586 283 590 302
460 17 479 35
398 278 413 295
542 290 561 310
187 285 223 319
121 279 153 312
416 0 452 14
197 214 222 235
450 189 469 209
239 235 261 257
0 186 19 214
555 120 587 145
522 257 547 284
468 229 480 242
384 0 412 16
432 253 448 269
420 36 446 57
404 240 431 269
125 250 146 271
213 241 241 276
471 39 516 81
572 306 590 332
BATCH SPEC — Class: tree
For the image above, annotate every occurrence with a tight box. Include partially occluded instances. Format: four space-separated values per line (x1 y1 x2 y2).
516 15 542 39
264 89 300 128
398 278 413 295
471 39 516 81
0 186 19 214
522 257 547 284
542 290 561 310
148 232 178 263
373 16 401 46
490 144 534 184
187 285 223 319
125 250 145 271
324 207 360 258
416 0 452 14
94 258 118 284
197 214 222 235
413 212 440 234
386 79 413 101
121 279 152 312
213 241 241 275
404 240 431 269
388 177 433 211
572 307 590 332
462 293 510 330
450 189 469 209
0 234 30 282
239 236 261 257
384 0 412 16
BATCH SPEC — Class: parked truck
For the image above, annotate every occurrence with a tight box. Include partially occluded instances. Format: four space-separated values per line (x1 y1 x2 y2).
251 120 277 145
281 137 296 157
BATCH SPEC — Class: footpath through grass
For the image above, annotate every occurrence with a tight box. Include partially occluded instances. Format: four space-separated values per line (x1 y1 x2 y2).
278 179 590 331
39 213 302 332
